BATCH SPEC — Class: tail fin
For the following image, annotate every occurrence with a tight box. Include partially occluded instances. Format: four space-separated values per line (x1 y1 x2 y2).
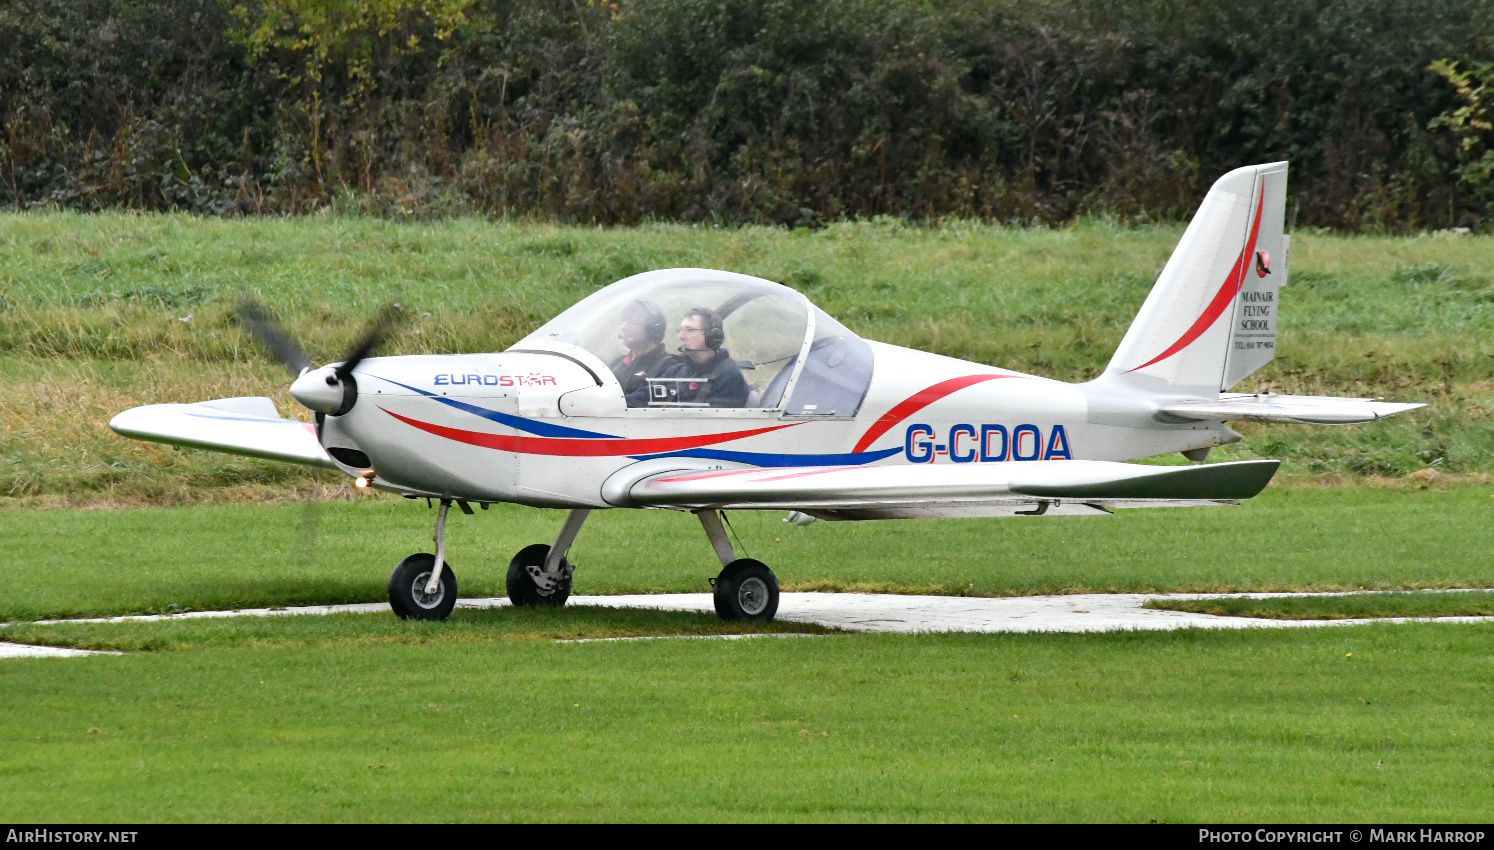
1104 162 1288 395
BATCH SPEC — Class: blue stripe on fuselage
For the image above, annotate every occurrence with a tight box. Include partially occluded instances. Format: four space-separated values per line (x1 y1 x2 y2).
366 375 619 439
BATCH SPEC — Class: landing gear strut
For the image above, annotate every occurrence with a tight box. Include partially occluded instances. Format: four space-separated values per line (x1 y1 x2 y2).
507 509 589 607
698 510 779 621
389 497 461 620
387 502 779 622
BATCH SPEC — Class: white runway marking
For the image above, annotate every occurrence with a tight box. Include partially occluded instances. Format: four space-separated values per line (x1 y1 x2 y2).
3 590 1490 657
0 642 116 659
566 591 1494 634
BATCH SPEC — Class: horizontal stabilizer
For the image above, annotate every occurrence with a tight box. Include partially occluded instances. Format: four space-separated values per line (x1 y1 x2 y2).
110 397 335 468
619 458 1279 515
1161 394 1424 425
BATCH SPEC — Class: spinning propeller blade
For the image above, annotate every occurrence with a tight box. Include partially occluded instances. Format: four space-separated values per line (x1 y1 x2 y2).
332 302 406 382
236 300 314 377
238 299 406 416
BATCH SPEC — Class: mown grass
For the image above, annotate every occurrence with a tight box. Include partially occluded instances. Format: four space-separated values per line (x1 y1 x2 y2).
0 607 830 653
1146 591 1494 621
1 623 1490 822
1 486 1490 623
2 213 1492 504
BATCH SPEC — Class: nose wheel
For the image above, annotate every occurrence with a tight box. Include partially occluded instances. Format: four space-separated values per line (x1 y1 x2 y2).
389 553 458 620
713 558 779 621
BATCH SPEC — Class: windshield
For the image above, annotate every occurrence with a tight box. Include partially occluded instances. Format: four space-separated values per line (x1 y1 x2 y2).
515 269 811 408
514 268 873 414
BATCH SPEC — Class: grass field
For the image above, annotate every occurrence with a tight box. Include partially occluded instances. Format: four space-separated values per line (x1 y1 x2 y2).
2 622 1491 822
2 212 1492 822
1146 591 1494 620
1 479 1491 821
2 212 1493 504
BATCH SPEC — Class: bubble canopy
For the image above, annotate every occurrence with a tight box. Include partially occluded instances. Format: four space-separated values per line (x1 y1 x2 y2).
512 269 874 414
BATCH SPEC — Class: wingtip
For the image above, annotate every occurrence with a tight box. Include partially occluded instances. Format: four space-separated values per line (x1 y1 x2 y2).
107 406 144 437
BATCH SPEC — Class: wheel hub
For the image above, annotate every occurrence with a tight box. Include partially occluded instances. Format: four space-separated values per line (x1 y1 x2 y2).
525 558 572 595
737 576 769 616
410 571 445 609
525 564 558 595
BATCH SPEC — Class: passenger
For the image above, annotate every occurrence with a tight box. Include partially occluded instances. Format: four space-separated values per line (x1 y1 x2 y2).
609 299 679 407
656 306 749 407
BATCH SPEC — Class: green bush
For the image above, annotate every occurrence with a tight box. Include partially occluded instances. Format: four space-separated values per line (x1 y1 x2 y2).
2 0 1492 229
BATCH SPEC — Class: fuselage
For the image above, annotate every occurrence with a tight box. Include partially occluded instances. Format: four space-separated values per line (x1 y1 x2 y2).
319 341 1237 508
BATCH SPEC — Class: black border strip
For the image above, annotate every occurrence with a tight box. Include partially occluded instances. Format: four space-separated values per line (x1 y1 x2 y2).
507 348 603 386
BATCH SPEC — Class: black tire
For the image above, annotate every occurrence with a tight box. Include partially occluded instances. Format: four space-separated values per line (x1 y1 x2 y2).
506 543 572 607
388 553 458 621
713 558 779 622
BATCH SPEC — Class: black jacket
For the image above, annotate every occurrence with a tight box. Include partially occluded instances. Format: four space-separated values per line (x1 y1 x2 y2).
656 349 749 407
609 345 680 407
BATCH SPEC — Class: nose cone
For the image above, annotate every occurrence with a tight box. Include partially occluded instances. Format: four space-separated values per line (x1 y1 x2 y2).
291 365 350 414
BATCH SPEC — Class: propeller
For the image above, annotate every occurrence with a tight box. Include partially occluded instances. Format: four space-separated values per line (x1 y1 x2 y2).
236 298 405 417
235 300 407 570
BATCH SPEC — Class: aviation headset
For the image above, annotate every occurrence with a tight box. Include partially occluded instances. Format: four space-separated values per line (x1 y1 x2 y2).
631 299 667 344
686 306 726 350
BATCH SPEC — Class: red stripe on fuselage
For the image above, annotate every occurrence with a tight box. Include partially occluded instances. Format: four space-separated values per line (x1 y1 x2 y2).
1127 184 1266 373
851 374 1010 453
754 467 849 482
655 469 766 483
659 466 849 486
382 408 799 456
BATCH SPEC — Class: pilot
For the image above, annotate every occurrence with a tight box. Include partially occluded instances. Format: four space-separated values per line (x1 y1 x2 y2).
656 306 749 407
609 299 679 407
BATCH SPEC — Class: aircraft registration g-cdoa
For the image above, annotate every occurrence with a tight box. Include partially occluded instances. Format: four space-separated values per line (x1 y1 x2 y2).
112 162 1422 623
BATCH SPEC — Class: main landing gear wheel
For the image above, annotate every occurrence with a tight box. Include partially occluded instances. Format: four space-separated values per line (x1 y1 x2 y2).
389 553 458 621
713 558 779 622
507 543 573 607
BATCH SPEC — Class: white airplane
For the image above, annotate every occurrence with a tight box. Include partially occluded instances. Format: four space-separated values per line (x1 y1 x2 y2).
111 162 1421 622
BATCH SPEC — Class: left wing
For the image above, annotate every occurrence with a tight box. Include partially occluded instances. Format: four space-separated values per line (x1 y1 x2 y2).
110 397 335 468
612 459 1280 520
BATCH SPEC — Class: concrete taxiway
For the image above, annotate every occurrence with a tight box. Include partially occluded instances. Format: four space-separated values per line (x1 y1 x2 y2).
3 590 1491 658
0 642 114 659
